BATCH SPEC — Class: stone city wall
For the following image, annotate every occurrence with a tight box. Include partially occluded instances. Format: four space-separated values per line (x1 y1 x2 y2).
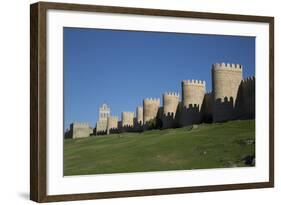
235 76 255 119
88 62 255 136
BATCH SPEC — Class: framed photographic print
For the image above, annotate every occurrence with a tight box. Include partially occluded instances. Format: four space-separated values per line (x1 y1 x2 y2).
30 1 274 202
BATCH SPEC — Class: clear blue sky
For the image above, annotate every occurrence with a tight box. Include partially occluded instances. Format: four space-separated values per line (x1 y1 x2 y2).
64 27 255 129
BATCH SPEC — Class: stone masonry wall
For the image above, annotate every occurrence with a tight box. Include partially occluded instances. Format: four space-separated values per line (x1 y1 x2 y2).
70 122 93 139
212 63 243 122
162 92 180 128
107 116 118 134
235 76 255 119
143 98 160 128
179 80 206 126
90 62 255 136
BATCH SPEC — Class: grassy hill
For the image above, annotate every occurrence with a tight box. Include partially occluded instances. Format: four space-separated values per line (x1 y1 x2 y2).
64 120 255 176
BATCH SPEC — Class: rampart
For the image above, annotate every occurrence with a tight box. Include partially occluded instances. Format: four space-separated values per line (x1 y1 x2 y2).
201 92 213 123
79 62 256 137
235 76 255 119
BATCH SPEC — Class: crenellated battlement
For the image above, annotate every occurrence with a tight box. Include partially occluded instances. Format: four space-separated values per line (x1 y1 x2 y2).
108 116 118 122
72 122 90 127
242 76 255 83
122 112 134 118
212 62 243 71
163 112 175 117
163 92 180 97
122 111 134 114
122 124 134 128
182 79 206 86
144 98 160 103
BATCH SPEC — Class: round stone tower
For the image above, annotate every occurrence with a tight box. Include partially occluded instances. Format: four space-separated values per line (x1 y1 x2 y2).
107 116 118 134
143 98 160 125
121 112 134 127
182 80 206 109
71 122 93 139
136 106 143 125
121 112 134 132
212 62 243 122
179 80 206 126
163 92 180 115
162 92 180 128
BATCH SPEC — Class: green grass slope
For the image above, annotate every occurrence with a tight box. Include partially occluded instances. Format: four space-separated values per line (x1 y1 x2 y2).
64 120 255 176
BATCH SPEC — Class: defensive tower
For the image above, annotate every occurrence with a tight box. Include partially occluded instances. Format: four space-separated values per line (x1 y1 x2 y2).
143 98 160 127
182 80 206 109
121 112 134 132
162 92 180 128
69 122 93 139
136 106 143 125
107 116 118 134
179 80 206 126
212 63 243 122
